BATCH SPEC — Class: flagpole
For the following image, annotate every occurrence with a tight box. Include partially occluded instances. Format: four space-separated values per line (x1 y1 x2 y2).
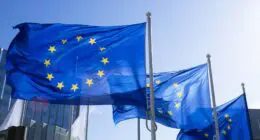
146 12 156 140
20 100 28 126
69 105 74 140
0 48 4 62
52 104 59 140
241 83 254 140
28 102 37 140
7 96 12 111
39 103 44 140
20 100 28 140
85 105 90 140
0 48 5 100
206 54 220 140
23 101 30 140
0 74 6 99
44 103 51 140
31 102 43 140
69 56 78 140
58 105 66 140
137 118 141 140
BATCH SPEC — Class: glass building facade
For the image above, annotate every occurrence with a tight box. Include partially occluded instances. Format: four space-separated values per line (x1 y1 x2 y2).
0 48 79 140
249 109 260 140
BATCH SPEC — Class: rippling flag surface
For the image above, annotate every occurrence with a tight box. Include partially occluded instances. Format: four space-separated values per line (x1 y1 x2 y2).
6 22 146 105
177 94 251 140
113 64 213 130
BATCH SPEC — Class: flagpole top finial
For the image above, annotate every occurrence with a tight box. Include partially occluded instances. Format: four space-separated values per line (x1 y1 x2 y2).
146 12 151 17
206 54 211 58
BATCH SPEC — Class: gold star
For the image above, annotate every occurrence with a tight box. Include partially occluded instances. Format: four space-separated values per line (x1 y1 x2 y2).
225 114 229 118
57 82 64 90
175 102 181 108
204 133 209 137
167 111 173 116
46 73 54 81
101 57 109 65
146 83 150 88
97 70 105 78
177 92 183 98
228 119 232 123
173 83 179 88
100 47 106 51
85 79 93 87
44 59 51 67
48 46 56 53
222 130 226 135
61 39 67 44
71 84 79 92
89 38 96 45
155 80 161 85
76 36 83 41
227 125 231 130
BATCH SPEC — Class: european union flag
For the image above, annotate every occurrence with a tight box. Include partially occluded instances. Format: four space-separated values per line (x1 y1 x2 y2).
6 23 146 105
177 94 252 140
113 64 213 130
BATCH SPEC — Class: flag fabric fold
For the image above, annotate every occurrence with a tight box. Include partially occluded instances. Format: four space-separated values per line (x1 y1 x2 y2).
6 22 146 105
177 94 252 140
113 64 212 130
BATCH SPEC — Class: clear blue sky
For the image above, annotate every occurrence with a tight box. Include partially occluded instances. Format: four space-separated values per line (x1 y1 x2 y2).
1 0 260 139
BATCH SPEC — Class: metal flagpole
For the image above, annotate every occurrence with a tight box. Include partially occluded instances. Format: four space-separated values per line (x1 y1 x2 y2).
52 104 59 140
137 118 141 140
146 12 156 140
0 48 4 100
69 105 74 140
69 56 78 140
39 103 44 140
85 105 90 140
206 54 220 140
23 101 30 126
7 95 12 111
20 100 28 140
44 103 51 140
59 105 66 140
20 100 28 126
0 48 5 100
0 74 6 99
0 48 4 62
28 102 36 140
241 83 254 140
23 101 31 140
32 102 43 140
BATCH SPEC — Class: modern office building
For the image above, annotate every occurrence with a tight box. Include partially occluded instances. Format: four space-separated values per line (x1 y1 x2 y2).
249 109 260 140
0 48 79 140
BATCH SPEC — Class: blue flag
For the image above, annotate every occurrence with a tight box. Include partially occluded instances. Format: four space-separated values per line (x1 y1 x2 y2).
6 23 146 105
177 94 252 140
113 64 213 130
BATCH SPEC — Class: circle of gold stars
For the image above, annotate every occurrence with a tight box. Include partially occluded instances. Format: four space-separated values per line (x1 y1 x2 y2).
44 36 109 93
197 113 233 138
149 81 183 118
